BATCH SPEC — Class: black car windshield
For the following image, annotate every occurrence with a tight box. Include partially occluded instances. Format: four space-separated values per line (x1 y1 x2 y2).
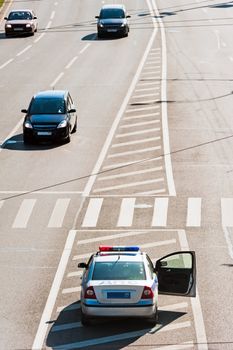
100 9 125 19
92 261 146 280
29 98 65 114
8 11 33 20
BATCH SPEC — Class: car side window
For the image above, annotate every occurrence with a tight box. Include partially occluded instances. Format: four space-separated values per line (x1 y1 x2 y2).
146 255 154 279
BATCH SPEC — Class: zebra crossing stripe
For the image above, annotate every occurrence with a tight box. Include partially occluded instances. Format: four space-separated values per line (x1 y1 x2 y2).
186 198 202 227
48 198 70 228
117 198 136 227
82 198 103 227
151 198 168 226
12 199 36 228
221 198 233 226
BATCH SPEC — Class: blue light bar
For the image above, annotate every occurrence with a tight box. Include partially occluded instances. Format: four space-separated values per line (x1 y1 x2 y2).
99 246 140 252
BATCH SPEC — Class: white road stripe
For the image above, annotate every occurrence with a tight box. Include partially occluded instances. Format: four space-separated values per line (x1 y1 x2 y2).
141 70 161 75
48 198 70 228
126 106 159 113
16 45 32 57
137 81 160 87
136 188 166 195
12 199 36 228
112 136 160 147
144 63 161 68
159 302 188 311
34 33 45 43
117 198 136 226
0 58 14 69
186 198 202 227
108 146 161 158
98 167 163 181
132 93 159 98
82 198 103 227
135 86 160 92
77 230 149 245
32 230 76 350
93 178 164 193
46 20 52 29
50 11 55 20
62 286 81 294
50 72 64 87
0 200 4 209
65 56 78 69
116 127 160 137
221 198 233 226
120 120 160 128
80 43 90 54
67 270 82 277
152 198 168 226
124 112 159 120
102 157 162 170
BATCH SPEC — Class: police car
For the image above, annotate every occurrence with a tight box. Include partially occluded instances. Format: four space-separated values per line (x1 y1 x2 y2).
78 246 196 326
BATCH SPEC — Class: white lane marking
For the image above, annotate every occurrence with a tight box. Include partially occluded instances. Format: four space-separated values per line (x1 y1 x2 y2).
77 230 149 245
67 270 82 277
120 120 160 128
51 321 191 349
80 43 90 54
0 191 82 194
186 198 202 227
48 198 70 228
159 302 188 311
143 239 176 248
50 11 55 20
93 178 164 193
102 157 162 170
137 188 166 195
137 81 160 87
117 198 136 226
229 56 233 62
34 33 45 43
151 0 175 196
135 85 159 90
12 199 36 228
221 198 233 226
222 227 233 259
0 58 14 69
52 321 82 332
62 286 81 294
98 167 162 181
46 20 52 29
132 92 159 98
50 72 64 87
124 112 159 120
116 127 160 138
112 136 160 147
178 230 208 350
16 45 32 57
32 230 76 350
152 198 168 226
65 56 78 69
108 146 161 158
126 106 160 113
81 198 103 227
214 29 221 49
141 70 161 75
149 342 194 350
82 27 158 197
0 200 4 209
144 63 161 68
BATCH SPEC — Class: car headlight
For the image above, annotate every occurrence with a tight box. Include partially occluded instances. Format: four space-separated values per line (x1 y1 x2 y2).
24 121 33 129
121 23 126 27
99 23 104 28
6 24 12 28
26 23 32 28
57 120 68 128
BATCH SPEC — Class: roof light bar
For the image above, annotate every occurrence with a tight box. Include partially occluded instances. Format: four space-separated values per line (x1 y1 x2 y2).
99 246 140 252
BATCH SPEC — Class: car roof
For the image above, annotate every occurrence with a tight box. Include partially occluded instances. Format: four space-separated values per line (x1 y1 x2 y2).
94 252 145 263
9 9 34 13
33 90 68 99
101 4 125 10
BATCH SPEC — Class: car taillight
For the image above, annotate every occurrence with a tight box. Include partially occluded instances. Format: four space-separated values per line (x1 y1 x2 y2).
141 286 154 299
84 286 96 299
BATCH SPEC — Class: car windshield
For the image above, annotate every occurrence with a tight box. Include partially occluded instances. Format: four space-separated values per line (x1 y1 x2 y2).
100 9 125 19
92 261 146 280
29 98 65 114
8 11 33 20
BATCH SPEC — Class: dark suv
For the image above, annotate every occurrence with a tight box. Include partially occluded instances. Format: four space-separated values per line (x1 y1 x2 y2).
95 4 130 38
22 90 77 144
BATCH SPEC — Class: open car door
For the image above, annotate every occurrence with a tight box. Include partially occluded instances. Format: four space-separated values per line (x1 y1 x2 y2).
155 251 196 297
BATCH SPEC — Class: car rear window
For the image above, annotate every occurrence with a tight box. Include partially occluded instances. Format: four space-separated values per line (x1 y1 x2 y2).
29 98 65 114
92 261 146 280
100 9 125 19
9 11 32 20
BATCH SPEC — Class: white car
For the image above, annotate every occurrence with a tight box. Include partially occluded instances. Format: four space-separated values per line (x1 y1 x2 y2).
78 246 196 326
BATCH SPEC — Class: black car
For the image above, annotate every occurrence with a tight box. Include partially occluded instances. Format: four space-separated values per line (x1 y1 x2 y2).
22 90 77 144
95 4 130 38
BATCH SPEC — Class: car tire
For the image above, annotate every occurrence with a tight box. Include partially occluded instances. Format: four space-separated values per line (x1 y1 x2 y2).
81 310 91 326
149 307 158 325
72 117 77 133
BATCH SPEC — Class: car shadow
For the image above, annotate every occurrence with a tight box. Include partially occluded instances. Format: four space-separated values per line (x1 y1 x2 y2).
46 301 186 349
1 134 60 151
82 33 126 41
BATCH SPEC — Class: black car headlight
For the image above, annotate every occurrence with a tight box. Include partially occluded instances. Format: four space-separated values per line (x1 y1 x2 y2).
24 121 33 129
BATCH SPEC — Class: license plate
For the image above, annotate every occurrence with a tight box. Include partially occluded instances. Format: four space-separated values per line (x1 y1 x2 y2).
14 28 23 31
37 131 52 136
107 292 130 299
107 29 117 32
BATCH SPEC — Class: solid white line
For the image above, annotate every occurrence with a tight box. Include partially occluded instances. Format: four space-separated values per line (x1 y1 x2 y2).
132 93 159 98
186 198 202 227
222 227 233 259
80 43 90 54
0 200 4 209
116 127 160 138
124 112 159 120
32 230 76 350
112 137 160 147
178 230 208 350
102 157 162 170
221 198 233 226
144 64 161 68
117 198 136 226
50 11 55 20
16 45 32 57
82 30 158 197
62 286 81 294
12 199 36 228
108 146 161 158
98 167 162 181
48 198 70 228
0 58 14 69
94 178 164 193
50 72 64 87
65 56 78 69
77 230 148 245
81 198 103 227
120 120 160 128
151 198 169 226
126 106 159 113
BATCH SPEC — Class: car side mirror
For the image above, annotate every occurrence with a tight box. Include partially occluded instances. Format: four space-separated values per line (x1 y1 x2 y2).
4 17 8 20
95 16 99 19
78 262 87 268
34 16 37 19
68 108 76 113
126 15 131 18
21 109 28 113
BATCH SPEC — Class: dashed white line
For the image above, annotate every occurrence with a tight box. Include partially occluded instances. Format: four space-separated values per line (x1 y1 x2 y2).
50 72 64 87
34 33 45 43
16 45 32 57
46 20 52 29
80 43 90 54
50 11 56 20
65 56 78 69
0 58 14 69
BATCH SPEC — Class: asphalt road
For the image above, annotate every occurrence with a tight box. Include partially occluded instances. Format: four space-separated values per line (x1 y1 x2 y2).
0 0 233 349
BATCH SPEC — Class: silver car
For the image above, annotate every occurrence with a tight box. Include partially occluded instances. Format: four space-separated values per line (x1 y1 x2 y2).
4 9 38 36
78 246 196 326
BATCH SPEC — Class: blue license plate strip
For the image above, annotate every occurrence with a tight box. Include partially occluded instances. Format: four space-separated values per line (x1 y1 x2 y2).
107 291 130 299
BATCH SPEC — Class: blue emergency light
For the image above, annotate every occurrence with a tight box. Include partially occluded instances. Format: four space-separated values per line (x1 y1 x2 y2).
99 246 140 252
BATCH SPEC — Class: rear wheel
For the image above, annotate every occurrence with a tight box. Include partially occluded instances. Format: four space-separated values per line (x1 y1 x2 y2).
149 308 158 325
72 117 77 133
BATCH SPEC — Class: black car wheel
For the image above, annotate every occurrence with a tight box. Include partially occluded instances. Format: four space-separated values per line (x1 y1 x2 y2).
81 310 91 326
72 117 77 133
